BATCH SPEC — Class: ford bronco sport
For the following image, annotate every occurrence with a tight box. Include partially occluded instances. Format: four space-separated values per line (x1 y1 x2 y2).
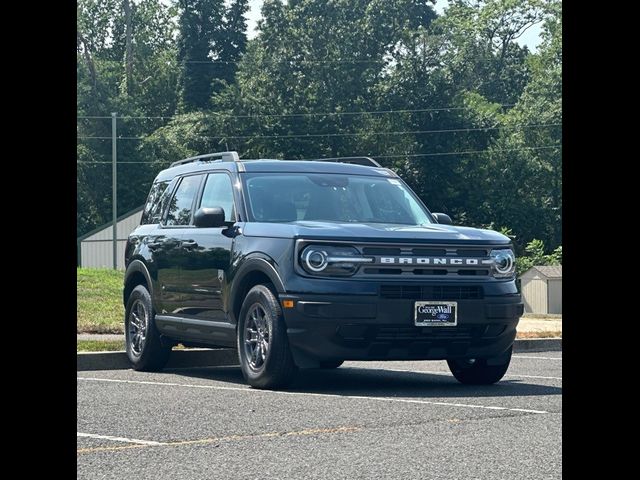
124 151 523 389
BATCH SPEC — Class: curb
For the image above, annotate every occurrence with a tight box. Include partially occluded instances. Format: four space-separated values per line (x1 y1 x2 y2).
77 348 239 371
513 338 561 352
77 338 561 371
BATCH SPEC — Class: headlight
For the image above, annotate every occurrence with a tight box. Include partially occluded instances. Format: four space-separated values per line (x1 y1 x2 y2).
490 249 516 278
299 245 372 276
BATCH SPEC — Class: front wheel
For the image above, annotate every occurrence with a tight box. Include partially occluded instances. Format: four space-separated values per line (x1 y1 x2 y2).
447 347 512 385
237 284 297 389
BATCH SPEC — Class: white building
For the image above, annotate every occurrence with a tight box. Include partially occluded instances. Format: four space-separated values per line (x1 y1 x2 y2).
77 206 143 270
520 265 562 314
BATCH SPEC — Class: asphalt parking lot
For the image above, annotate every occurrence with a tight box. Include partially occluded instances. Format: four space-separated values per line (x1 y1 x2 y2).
77 351 562 479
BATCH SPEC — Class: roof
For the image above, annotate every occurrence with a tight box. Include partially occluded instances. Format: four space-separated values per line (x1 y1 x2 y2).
155 159 396 182
525 265 562 279
77 205 144 242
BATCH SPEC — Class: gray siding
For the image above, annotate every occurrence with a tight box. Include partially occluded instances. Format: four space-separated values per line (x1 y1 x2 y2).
79 210 143 270
82 211 143 241
547 279 562 314
521 277 548 314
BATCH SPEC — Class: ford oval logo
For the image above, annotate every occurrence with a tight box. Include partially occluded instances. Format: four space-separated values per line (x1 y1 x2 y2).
436 313 450 320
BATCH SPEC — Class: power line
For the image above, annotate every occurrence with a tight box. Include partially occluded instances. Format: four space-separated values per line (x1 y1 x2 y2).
180 59 386 65
375 145 561 158
76 122 560 141
76 104 516 120
76 144 561 164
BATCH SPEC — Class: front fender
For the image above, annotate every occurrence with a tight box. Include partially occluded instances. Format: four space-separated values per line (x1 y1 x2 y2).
231 255 286 295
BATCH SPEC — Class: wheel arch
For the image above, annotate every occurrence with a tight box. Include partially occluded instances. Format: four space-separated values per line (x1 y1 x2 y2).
123 259 153 306
230 257 286 326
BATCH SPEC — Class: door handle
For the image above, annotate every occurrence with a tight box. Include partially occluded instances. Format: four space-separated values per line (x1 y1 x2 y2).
147 239 165 249
148 238 178 249
181 240 199 249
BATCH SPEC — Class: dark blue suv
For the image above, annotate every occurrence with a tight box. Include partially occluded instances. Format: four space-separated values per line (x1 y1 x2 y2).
124 151 523 389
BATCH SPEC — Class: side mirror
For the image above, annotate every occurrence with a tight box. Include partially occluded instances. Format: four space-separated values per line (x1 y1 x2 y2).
194 207 227 228
432 212 452 225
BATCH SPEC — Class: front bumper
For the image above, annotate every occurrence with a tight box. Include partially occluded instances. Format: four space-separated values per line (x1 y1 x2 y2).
279 292 523 366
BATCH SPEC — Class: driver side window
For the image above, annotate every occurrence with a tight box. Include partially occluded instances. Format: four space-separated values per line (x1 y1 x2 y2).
199 173 236 222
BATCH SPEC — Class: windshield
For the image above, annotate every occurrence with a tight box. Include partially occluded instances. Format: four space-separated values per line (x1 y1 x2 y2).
242 173 433 225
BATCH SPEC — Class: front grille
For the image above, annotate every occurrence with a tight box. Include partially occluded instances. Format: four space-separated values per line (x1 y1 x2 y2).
361 246 488 258
411 248 448 256
353 242 495 278
362 247 402 256
379 284 484 300
457 269 489 276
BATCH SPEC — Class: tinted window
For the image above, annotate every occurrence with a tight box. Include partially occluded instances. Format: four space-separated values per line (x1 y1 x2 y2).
199 173 235 222
141 180 171 225
243 173 432 225
164 175 202 226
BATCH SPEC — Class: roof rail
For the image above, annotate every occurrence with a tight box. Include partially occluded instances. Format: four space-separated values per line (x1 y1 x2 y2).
170 151 240 168
311 156 382 168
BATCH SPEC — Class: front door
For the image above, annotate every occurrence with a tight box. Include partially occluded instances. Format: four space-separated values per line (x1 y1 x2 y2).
180 172 237 321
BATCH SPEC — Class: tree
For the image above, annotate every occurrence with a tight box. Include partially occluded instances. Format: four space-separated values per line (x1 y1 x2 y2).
476 0 562 250
176 0 248 112
78 0 562 254
211 0 437 158
77 0 179 236
363 0 544 234
516 239 562 275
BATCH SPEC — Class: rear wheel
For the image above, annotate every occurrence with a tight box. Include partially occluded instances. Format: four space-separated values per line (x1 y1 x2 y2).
125 285 171 371
237 284 297 389
447 347 512 385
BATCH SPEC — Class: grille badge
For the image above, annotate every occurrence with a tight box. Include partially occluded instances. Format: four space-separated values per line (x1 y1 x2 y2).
377 256 488 266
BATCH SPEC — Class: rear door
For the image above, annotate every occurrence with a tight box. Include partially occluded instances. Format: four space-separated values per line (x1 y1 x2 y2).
179 171 237 322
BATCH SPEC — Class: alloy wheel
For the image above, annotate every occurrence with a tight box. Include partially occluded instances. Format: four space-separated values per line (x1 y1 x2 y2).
128 299 148 356
243 303 271 370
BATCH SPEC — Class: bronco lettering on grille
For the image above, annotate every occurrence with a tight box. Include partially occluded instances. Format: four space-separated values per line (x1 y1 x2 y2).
377 257 486 265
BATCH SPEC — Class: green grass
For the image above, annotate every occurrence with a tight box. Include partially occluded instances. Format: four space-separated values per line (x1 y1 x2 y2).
77 268 125 333
77 340 125 352
76 340 194 352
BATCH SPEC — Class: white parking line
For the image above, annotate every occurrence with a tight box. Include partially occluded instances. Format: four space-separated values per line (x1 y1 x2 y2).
77 376 548 414
513 355 562 360
509 374 562 380
361 367 562 381
77 432 166 446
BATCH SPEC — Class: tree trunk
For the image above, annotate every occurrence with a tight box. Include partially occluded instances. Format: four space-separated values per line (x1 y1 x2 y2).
123 0 133 96
77 32 97 94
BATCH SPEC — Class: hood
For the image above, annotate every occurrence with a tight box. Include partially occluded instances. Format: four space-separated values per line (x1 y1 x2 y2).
242 221 511 245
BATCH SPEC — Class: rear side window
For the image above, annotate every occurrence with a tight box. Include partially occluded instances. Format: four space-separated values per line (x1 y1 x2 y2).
199 173 236 222
141 180 171 225
164 175 203 226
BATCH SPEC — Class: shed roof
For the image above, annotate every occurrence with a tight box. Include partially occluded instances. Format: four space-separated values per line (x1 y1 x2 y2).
525 265 562 279
77 205 144 242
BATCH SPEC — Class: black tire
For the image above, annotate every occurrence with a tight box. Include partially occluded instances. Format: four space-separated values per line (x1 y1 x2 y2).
237 284 297 389
319 360 344 369
447 347 512 385
125 285 171 371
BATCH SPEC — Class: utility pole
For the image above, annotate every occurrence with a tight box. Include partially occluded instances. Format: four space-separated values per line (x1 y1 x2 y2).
111 112 118 269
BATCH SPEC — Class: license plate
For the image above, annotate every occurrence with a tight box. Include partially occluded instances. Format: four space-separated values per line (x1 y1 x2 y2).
414 301 457 326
